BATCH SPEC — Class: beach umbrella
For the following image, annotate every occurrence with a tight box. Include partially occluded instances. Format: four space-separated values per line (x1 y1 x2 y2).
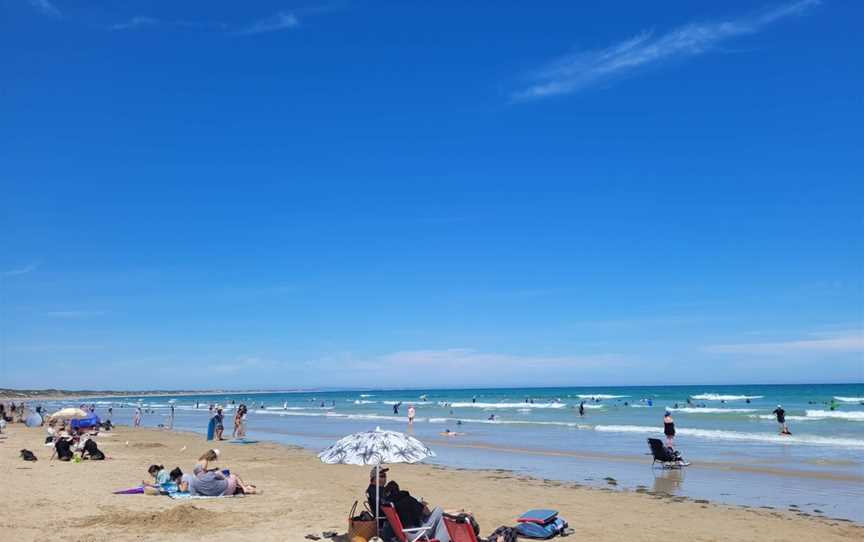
48 407 89 420
318 427 435 534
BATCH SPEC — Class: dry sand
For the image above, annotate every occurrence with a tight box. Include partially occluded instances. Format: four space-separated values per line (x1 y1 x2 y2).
0 425 860 542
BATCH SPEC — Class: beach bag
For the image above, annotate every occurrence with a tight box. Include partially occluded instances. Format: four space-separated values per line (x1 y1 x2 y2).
348 500 377 542
516 509 568 539
515 518 568 539
487 526 519 542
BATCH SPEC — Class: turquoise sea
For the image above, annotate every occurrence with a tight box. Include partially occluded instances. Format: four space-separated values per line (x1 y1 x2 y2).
44 383 864 522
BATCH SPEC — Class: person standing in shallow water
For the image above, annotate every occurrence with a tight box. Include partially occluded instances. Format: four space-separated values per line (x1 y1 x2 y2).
773 405 791 435
407 405 416 425
663 411 676 448
579 401 585 416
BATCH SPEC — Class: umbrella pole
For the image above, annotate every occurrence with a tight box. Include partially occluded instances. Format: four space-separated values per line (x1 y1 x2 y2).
376 464 380 537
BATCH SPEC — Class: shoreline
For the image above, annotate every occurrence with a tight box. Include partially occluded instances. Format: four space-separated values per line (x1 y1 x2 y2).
258 426 864 484
2 424 862 542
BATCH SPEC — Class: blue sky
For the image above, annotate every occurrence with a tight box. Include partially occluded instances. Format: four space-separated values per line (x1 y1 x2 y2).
1 0 861 389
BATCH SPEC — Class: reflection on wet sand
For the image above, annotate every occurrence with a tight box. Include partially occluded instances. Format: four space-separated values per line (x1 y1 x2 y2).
653 467 685 495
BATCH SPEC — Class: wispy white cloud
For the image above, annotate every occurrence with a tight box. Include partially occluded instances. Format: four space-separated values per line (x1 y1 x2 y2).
210 356 283 374
45 310 107 319
704 330 864 355
109 11 298 35
1 262 40 277
235 12 299 35
28 0 60 17
10 344 104 352
513 0 822 101
110 16 159 31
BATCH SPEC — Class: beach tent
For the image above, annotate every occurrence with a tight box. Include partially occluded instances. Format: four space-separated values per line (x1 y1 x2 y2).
25 412 43 427
318 427 436 536
70 413 101 431
48 408 89 420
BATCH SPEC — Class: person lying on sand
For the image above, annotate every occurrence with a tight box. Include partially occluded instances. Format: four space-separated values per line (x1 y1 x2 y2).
172 465 258 496
144 464 171 487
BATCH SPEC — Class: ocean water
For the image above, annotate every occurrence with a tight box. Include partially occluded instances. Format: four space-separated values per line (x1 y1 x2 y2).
39 383 864 522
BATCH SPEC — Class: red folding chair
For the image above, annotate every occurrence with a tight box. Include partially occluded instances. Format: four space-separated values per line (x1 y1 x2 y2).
381 503 439 542
443 514 480 542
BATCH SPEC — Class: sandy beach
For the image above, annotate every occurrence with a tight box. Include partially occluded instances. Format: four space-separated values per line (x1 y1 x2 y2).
0 424 860 542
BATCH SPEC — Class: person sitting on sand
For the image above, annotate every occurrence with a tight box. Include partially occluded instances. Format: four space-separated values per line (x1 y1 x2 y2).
366 466 389 521
383 481 452 542
196 448 220 472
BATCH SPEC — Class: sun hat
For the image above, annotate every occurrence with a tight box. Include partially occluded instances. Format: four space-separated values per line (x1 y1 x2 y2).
370 466 389 478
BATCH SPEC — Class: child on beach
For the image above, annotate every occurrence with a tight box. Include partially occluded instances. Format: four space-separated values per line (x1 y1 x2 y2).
196 448 220 472
407 405 416 425
144 464 171 491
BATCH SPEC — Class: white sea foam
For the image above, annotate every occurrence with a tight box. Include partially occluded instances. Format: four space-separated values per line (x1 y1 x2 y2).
346 414 412 423
359 394 375 397
667 407 757 414
252 409 328 418
583 404 605 410
690 394 764 401
806 410 864 421
593 424 864 448
752 414 813 421
834 397 864 403
447 402 567 409
576 394 628 399
353 400 377 404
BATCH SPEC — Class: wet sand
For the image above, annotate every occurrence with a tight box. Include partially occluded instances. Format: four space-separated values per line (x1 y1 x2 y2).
0 425 861 542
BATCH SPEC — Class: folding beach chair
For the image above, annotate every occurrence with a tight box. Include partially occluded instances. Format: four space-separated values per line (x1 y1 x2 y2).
443 514 479 542
647 438 689 468
381 503 439 542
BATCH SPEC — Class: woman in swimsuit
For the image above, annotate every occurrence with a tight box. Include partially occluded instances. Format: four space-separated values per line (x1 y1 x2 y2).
663 411 676 448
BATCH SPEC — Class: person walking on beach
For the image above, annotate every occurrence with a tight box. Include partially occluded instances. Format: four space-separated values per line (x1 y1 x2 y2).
107 407 113 422
133 407 142 427
663 411 676 447
773 405 791 435
232 408 241 439
168 404 175 430
407 405 416 426
214 407 225 440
